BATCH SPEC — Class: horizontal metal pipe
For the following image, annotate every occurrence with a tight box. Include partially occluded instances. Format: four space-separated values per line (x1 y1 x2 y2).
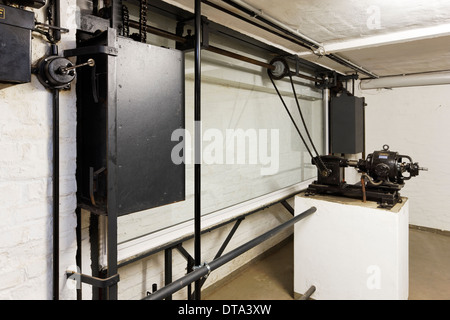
206 47 318 82
144 206 317 300
202 0 312 51
360 71 450 89
206 45 275 70
222 0 321 49
326 54 379 79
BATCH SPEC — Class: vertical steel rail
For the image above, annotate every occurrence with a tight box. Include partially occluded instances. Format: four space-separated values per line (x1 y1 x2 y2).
194 0 202 301
50 0 61 300
106 28 119 300
75 207 82 300
323 87 330 154
52 85 60 301
164 248 173 300
52 0 61 42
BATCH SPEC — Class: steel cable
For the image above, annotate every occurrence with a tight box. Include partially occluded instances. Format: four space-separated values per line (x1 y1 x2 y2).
268 66 328 174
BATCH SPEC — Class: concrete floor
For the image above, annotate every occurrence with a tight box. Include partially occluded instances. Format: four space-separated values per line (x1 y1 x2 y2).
204 228 450 300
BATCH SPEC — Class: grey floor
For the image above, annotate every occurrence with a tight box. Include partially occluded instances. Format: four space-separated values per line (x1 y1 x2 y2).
204 228 450 300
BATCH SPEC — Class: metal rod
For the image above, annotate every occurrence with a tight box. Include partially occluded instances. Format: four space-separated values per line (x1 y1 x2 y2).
52 85 59 301
52 0 61 42
206 45 274 70
89 213 100 299
128 19 187 43
323 87 330 154
298 285 316 300
361 176 367 203
194 0 202 301
106 27 119 300
75 207 82 300
144 206 317 300
65 271 119 289
164 248 173 300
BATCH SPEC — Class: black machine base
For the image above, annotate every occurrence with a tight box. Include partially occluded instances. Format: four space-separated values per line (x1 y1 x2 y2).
305 182 403 209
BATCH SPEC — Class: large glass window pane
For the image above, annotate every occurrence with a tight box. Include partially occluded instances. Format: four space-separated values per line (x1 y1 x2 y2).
117 28 324 244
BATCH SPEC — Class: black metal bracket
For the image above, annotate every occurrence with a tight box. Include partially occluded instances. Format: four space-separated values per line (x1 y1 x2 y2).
66 271 120 289
63 45 118 58
175 15 209 51
315 70 338 89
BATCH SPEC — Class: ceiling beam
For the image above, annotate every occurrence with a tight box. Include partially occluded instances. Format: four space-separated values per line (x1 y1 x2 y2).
298 23 450 57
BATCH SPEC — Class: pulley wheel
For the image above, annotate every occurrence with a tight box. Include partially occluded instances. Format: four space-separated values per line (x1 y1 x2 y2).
268 57 290 80
37 56 76 89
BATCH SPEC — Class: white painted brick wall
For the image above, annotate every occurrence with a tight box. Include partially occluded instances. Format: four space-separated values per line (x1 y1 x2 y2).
357 83 450 232
0 0 78 299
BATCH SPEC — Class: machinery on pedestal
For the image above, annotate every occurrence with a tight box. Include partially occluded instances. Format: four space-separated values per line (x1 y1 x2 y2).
268 56 427 209
305 145 427 208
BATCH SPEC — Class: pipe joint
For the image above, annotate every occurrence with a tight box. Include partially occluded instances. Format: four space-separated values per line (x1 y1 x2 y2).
193 262 212 279
313 45 327 56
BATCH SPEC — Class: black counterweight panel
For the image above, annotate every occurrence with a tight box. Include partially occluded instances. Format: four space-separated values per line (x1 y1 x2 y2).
115 36 185 215
76 30 185 217
0 5 34 83
330 94 365 154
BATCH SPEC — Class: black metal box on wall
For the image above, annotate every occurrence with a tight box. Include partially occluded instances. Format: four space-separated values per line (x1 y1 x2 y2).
329 94 365 154
0 5 34 83
73 28 185 217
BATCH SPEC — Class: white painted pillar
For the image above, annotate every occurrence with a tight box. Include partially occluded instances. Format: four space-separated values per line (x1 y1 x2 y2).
294 193 409 300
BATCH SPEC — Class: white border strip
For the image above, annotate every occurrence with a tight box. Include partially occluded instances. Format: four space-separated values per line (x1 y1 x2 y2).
117 179 314 263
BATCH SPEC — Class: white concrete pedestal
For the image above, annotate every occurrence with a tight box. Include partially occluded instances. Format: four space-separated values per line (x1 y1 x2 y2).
294 192 409 300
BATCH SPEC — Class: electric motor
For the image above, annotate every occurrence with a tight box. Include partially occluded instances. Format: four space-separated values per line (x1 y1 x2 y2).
357 144 426 185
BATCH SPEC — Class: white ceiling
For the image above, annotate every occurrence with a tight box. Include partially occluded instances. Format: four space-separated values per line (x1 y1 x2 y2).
164 0 450 78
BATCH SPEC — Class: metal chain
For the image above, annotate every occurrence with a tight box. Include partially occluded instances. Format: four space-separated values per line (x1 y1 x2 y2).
121 5 130 37
139 0 147 43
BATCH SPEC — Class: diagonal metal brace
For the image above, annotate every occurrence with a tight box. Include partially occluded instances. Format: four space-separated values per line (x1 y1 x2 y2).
66 271 120 289
280 199 294 216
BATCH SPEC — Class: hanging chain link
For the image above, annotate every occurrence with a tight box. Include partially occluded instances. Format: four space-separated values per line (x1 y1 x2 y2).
121 4 130 37
139 0 147 43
